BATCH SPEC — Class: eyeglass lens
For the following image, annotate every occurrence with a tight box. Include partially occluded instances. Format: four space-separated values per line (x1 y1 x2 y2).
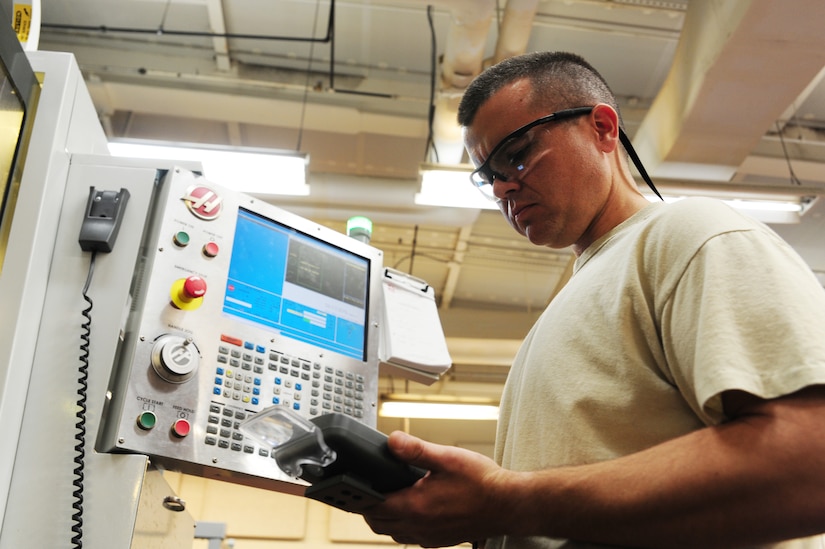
488 131 538 183
472 125 543 200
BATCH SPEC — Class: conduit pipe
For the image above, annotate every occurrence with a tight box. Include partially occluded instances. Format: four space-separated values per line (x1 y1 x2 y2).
409 0 495 164
424 0 538 164
493 0 539 65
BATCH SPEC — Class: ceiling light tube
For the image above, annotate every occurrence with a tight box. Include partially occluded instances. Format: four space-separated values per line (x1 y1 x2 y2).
379 395 499 421
641 181 821 224
415 163 498 210
108 140 310 196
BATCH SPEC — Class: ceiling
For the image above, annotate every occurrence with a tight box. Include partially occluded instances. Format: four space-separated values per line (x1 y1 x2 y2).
23 0 825 445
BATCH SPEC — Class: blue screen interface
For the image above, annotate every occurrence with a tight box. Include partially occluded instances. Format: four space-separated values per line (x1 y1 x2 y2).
223 208 370 360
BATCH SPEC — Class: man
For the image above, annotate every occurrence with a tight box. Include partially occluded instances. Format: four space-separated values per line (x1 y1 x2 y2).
362 52 825 548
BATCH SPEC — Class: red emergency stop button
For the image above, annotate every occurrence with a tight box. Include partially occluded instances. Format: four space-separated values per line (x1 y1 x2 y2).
172 419 191 438
183 276 207 298
171 275 207 310
202 241 219 258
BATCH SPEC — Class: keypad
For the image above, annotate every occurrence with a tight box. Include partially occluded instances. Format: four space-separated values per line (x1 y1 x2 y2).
207 334 368 455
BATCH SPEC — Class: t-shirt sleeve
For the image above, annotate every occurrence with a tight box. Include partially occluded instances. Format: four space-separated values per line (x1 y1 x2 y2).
661 227 825 424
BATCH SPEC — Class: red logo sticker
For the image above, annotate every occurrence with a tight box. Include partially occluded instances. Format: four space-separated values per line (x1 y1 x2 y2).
182 185 223 220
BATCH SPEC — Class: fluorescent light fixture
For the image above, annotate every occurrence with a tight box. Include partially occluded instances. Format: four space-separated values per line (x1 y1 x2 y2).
108 140 310 196
642 181 821 225
646 195 809 225
414 162 821 223
379 395 499 421
415 163 498 210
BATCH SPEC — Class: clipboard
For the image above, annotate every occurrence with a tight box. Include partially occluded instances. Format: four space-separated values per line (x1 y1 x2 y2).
378 267 452 384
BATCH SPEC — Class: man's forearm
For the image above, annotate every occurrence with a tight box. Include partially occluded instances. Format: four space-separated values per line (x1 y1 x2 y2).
502 391 825 547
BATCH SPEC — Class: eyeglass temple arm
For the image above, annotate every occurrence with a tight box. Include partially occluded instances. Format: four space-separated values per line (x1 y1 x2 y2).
619 129 664 202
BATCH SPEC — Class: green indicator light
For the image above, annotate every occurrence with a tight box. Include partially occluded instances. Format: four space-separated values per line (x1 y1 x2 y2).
347 216 372 233
347 216 373 244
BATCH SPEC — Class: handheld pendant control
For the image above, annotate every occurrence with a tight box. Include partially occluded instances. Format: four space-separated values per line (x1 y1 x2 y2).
240 407 426 512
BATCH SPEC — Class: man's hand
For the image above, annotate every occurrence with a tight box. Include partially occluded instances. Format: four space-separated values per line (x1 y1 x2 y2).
362 431 523 547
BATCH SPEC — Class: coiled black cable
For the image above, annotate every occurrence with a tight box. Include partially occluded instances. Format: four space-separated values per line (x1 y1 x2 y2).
73 250 97 549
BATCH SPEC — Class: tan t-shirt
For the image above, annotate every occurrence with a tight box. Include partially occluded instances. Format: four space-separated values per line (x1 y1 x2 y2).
489 199 825 549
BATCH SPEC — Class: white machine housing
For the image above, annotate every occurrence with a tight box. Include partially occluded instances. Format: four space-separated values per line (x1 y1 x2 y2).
0 50 392 549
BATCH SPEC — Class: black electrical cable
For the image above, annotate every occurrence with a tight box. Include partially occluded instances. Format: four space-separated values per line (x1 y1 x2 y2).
327 0 337 90
41 3 334 45
408 225 419 276
424 5 439 162
297 0 326 151
41 22 333 42
159 0 173 31
72 250 97 549
44 0 401 103
775 121 803 186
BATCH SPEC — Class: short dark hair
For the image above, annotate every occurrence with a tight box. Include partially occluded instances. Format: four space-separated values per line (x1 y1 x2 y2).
457 51 622 129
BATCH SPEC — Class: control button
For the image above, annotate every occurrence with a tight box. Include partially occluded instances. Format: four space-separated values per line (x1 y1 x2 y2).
172 231 190 247
137 411 157 430
202 241 219 258
183 276 207 298
220 334 243 347
170 275 207 310
172 419 191 438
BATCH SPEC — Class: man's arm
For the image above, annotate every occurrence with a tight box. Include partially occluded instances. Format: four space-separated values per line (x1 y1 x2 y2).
362 385 825 548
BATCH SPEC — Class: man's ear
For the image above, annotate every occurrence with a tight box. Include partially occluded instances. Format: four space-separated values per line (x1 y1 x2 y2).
591 103 621 154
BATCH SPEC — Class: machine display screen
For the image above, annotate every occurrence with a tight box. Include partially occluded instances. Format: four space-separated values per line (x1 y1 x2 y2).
223 208 370 361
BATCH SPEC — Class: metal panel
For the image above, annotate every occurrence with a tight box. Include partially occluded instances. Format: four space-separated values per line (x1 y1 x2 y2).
97 167 385 492
132 468 195 549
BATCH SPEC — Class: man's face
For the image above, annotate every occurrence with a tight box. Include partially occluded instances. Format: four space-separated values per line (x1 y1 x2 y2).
463 80 615 253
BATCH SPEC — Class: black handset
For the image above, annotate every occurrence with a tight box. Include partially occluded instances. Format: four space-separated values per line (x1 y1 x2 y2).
287 414 426 512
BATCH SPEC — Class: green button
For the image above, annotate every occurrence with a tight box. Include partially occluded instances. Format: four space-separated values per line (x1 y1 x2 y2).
137 411 157 430
173 231 190 247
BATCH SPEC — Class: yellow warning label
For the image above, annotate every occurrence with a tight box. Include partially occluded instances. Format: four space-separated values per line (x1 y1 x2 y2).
13 3 32 44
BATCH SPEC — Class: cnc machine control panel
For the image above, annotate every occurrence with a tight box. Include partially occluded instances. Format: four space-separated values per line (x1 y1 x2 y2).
98 168 384 490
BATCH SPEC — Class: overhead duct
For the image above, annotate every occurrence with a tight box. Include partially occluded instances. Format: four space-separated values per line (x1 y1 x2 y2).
492 0 540 65
632 0 825 182
430 0 539 165
420 0 496 165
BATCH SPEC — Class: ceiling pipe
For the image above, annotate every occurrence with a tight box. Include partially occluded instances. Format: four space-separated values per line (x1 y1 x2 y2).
421 0 496 165
492 0 540 65
427 0 539 165
436 0 497 90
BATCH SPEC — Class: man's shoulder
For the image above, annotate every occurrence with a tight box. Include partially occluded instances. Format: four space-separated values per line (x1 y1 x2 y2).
621 197 778 273
642 197 763 241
